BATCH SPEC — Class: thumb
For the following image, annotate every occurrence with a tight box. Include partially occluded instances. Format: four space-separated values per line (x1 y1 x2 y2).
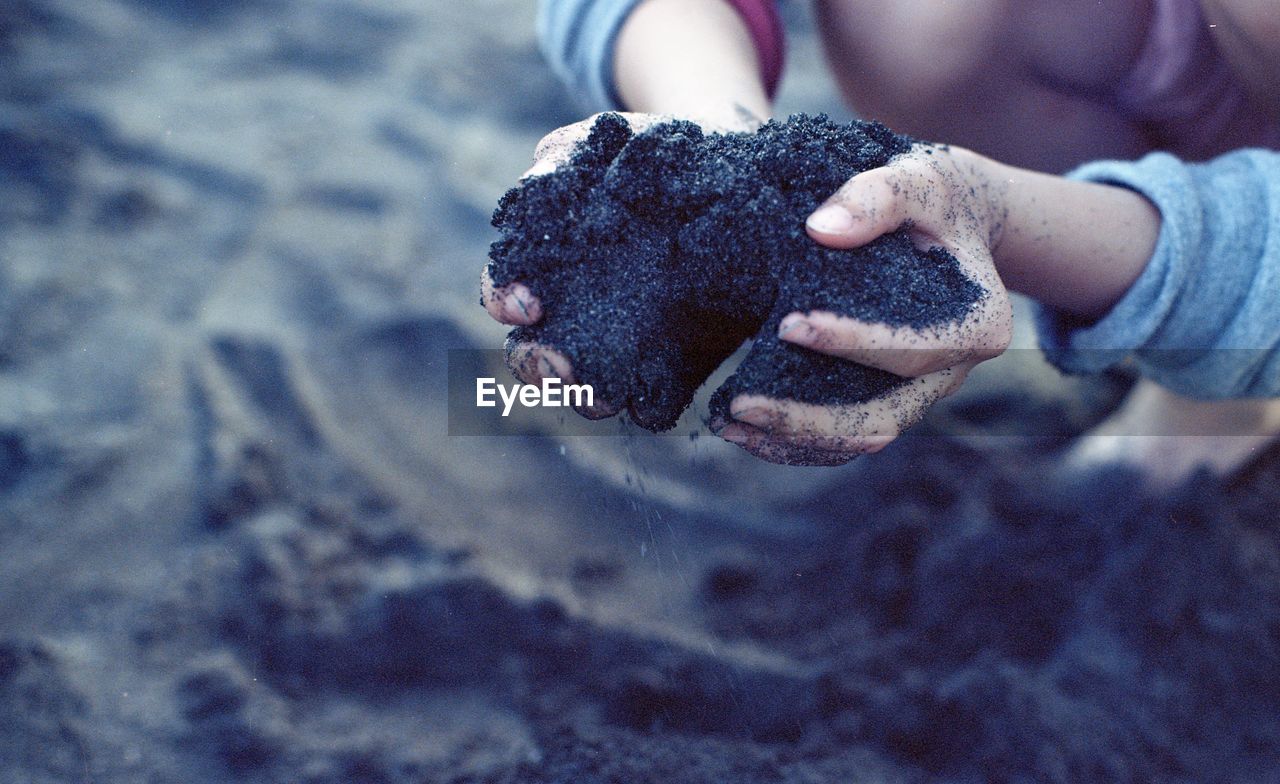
805 167 909 250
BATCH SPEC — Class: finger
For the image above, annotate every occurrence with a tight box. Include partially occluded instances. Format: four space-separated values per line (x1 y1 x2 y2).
806 167 911 250
864 366 974 428
505 340 571 385
726 366 970 452
504 340 621 419
529 121 591 174
727 394 899 453
482 267 543 325
718 422 859 466
526 112 648 178
779 279 1011 377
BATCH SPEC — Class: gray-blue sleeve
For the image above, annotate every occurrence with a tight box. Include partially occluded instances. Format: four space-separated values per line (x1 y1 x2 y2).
537 0 645 111
1033 149 1280 399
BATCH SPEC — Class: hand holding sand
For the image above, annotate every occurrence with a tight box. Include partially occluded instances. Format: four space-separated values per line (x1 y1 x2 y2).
482 112 664 327
484 114 988 448
481 111 753 418
482 110 759 325
720 145 1015 463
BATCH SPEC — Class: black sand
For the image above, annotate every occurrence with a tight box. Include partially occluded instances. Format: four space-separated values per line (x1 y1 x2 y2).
487 114 982 432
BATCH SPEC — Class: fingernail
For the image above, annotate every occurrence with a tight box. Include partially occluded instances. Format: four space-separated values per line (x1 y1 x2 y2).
719 424 750 445
778 314 813 342
807 205 855 234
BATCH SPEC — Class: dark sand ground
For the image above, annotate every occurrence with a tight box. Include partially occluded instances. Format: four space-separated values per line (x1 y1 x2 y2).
3 1 1280 782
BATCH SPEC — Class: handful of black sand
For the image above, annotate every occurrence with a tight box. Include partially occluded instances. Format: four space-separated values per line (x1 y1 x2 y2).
487 114 982 433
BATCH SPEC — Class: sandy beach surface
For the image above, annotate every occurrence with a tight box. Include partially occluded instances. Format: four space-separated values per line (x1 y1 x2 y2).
3 1 1280 782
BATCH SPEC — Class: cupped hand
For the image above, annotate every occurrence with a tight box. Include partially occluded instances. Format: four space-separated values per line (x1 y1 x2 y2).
718 143 1015 464
481 110 757 418
482 112 656 323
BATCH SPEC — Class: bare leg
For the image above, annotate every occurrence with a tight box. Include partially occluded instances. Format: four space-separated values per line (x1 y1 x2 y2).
1068 380 1280 486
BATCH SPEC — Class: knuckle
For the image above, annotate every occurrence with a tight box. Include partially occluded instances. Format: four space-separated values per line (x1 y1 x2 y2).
867 168 901 199
836 168 887 203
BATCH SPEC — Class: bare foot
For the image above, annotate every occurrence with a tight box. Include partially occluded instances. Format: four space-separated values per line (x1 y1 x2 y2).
1067 379 1280 488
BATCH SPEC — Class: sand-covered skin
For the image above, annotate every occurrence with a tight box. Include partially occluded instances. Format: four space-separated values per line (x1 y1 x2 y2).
4 2 1280 783
488 114 981 431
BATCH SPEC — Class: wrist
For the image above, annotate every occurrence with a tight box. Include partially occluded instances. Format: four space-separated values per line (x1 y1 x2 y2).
619 91 770 134
982 157 1021 276
948 146 1010 252
985 159 1160 319
614 0 772 133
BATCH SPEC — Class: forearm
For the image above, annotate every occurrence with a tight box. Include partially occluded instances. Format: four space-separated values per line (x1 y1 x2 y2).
614 0 772 129
1020 149 1280 398
987 158 1160 320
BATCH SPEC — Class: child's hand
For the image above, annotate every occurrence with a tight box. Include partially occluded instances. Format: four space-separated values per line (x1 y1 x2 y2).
718 144 1014 464
482 112 657 322
480 111 757 417
480 113 654 416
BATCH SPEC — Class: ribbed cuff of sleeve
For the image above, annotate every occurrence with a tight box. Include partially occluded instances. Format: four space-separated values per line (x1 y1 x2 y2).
724 0 786 99
1033 150 1280 398
1032 153 1196 378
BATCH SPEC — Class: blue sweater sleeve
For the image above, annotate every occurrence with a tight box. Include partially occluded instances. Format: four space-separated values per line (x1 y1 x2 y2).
1033 149 1280 399
537 0 645 111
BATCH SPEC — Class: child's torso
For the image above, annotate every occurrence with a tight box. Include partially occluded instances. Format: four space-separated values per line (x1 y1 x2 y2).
814 0 1279 170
